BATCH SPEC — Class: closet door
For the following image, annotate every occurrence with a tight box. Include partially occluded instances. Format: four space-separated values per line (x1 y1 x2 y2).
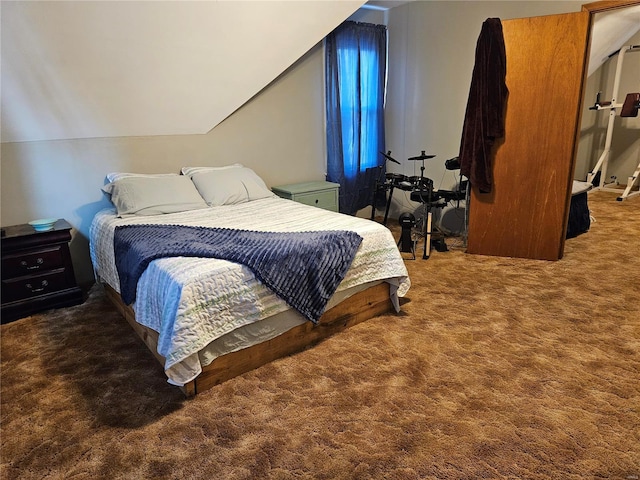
466 12 591 260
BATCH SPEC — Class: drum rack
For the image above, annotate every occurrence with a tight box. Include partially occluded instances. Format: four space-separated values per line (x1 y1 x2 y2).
374 151 466 259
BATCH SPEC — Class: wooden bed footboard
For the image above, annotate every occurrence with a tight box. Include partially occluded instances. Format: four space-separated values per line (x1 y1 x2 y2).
103 282 394 397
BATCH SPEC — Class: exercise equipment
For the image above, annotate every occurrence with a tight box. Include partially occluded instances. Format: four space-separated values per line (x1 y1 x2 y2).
587 44 640 201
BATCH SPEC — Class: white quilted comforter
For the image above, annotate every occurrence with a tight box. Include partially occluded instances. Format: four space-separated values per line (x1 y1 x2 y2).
90 197 410 385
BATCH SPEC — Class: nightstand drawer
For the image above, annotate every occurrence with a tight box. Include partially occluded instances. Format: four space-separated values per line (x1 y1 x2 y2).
293 190 338 211
2 246 65 278
2 269 72 303
272 181 340 213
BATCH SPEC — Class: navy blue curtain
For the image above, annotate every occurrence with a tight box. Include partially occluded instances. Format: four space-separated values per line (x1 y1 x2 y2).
325 21 387 215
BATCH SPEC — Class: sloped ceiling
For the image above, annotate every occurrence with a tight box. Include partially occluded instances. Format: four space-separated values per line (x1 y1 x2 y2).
588 4 640 76
1 0 364 143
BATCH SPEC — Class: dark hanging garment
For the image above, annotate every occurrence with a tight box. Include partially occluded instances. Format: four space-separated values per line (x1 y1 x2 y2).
458 18 508 194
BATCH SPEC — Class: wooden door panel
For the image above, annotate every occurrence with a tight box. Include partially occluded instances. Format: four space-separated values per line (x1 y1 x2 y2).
467 12 590 260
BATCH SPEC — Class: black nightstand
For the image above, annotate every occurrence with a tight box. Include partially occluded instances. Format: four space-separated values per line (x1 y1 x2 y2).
1 219 83 323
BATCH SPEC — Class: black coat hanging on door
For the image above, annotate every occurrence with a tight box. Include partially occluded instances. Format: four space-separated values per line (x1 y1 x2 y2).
458 18 508 194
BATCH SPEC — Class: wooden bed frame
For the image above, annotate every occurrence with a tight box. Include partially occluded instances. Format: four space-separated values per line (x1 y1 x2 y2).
103 282 394 397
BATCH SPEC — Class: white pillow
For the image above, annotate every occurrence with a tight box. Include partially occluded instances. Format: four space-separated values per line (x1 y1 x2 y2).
181 164 244 177
105 172 179 183
102 175 208 217
189 167 275 206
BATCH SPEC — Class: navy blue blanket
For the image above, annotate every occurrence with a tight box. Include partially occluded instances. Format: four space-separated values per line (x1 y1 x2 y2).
113 225 363 323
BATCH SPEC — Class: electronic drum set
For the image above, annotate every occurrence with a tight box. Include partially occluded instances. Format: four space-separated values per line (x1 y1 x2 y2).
372 150 467 260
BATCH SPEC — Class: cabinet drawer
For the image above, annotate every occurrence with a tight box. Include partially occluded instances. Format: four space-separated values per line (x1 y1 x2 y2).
294 190 338 211
2 269 71 303
2 246 65 278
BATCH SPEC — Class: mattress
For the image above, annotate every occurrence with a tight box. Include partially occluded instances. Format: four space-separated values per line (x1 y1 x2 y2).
90 196 410 385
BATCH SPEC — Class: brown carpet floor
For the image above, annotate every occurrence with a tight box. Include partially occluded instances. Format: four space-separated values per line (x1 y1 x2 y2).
1 191 639 479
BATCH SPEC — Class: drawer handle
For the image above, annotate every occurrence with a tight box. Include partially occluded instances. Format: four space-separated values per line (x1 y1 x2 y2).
20 258 44 270
25 280 49 293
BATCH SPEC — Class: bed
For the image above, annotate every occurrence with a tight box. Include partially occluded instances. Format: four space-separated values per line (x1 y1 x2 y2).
90 166 411 396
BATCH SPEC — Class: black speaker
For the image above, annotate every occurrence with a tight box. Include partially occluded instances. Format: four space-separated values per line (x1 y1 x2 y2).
398 212 415 255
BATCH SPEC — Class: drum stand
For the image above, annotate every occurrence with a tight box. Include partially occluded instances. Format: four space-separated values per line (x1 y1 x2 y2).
371 151 402 225
418 165 433 259
369 165 386 222
407 151 437 259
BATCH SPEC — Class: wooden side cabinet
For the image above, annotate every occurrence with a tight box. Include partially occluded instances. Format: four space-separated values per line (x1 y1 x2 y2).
1 219 83 323
272 181 340 212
